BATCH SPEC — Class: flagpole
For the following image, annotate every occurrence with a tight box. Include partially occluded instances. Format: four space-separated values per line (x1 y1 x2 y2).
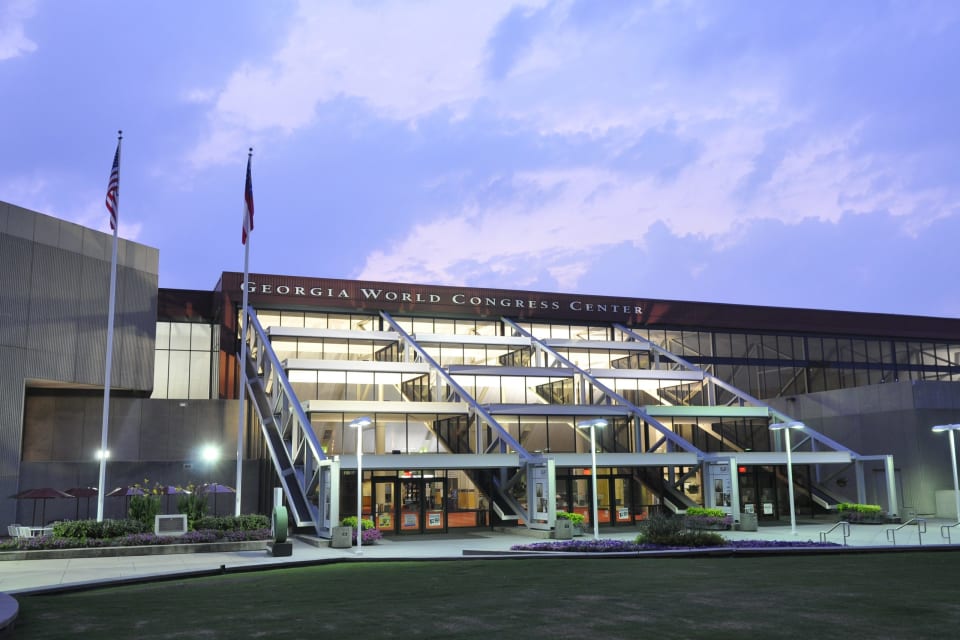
97 130 122 522
236 147 253 517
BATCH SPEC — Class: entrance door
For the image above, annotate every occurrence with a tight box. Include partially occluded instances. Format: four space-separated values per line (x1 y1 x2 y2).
559 473 635 527
374 477 448 535
372 478 396 533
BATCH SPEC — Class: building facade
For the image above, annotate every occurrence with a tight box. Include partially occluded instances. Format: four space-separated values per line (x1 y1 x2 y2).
5 201 960 534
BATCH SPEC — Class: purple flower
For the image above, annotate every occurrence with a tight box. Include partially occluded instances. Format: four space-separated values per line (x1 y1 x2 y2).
509 538 841 553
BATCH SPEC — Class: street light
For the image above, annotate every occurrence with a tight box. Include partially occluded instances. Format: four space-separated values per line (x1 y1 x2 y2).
200 445 221 513
201 444 220 466
577 418 608 540
350 416 373 554
769 421 805 535
932 424 960 524
95 449 110 522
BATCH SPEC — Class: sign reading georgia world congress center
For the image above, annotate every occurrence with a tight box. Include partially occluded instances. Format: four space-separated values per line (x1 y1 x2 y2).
221 273 646 324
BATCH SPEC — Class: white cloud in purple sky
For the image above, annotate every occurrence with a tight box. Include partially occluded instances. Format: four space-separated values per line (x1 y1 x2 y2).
1 0 959 316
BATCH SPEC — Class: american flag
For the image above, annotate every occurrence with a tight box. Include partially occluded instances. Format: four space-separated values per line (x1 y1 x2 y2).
105 139 120 231
242 151 254 244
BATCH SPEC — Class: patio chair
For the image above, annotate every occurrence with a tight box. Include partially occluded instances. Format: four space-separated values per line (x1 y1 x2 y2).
6 524 20 538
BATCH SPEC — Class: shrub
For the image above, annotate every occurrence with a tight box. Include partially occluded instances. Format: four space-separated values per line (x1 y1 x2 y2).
177 484 208 527
668 531 727 547
686 507 726 518
837 503 884 522
556 511 586 526
127 479 164 528
636 512 684 544
52 519 147 539
837 503 882 515
340 516 375 530
194 514 270 531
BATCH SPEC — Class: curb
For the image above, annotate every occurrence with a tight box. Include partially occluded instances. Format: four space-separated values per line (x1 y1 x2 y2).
0 540 268 561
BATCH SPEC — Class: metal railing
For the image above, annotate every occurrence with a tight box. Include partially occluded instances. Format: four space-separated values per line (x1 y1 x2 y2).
819 520 851 546
940 521 960 544
885 518 926 546
242 307 326 532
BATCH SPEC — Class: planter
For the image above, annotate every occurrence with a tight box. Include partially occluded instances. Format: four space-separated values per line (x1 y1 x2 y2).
330 525 353 548
683 516 732 531
554 519 573 540
839 515 886 525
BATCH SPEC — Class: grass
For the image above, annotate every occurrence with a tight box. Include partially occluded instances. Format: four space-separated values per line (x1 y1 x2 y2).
15 551 960 639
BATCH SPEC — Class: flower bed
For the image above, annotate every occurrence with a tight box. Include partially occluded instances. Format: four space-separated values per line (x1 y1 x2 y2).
1 528 272 552
509 538 841 553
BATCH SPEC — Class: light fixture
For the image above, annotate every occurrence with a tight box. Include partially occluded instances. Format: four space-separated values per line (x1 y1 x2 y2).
577 418 608 540
769 421 805 535
201 445 220 463
350 416 373 554
932 424 960 524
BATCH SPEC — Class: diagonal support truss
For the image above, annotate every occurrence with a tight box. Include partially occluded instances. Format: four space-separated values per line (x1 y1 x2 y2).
613 324 861 458
379 311 534 462
503 318 705 457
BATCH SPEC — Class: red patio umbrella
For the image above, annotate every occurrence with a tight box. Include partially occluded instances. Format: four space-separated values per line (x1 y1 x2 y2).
64 487 99 520
10 488 72 525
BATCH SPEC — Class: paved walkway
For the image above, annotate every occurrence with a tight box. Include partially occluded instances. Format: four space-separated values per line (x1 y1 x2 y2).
3 519 958 596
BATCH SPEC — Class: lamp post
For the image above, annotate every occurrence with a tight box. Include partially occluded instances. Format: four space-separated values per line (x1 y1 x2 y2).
94 449 110 521
769 421 805 535
350 417 373 554
577 418 608 540
932 424 960 524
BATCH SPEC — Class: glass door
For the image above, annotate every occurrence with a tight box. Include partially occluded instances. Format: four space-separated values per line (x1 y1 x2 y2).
372 478 397 535
397 477 448 534
571 476 592 525
611 476 633 525
423 478 447 532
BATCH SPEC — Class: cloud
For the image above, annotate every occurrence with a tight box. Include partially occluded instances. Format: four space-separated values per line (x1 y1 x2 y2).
356 111 956 290
0 0 37 62
188 0 546 167
177 0 960 309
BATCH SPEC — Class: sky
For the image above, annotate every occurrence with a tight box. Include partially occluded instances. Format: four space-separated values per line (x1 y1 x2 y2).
2 0 959 318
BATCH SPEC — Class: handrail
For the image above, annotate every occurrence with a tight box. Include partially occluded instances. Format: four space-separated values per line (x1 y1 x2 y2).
242 307 327 532
940 521 960 544
885 518 926 546
819 520 851 546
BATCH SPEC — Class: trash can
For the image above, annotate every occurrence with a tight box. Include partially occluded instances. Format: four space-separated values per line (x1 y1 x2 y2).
738 512 758 532
554 519 573 540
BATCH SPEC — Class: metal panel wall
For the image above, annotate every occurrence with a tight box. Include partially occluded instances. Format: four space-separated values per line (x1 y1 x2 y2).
0 201 160 527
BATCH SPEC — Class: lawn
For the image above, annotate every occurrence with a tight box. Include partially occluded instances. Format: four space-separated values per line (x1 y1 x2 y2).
15 551 960 639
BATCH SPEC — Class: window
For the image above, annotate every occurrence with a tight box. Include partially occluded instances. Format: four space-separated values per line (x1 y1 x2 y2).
151 322 215 400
